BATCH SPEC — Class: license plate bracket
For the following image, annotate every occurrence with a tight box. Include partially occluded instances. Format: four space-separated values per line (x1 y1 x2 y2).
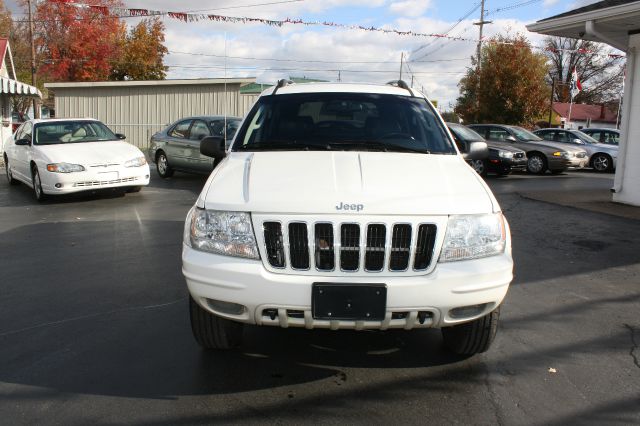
312 283 387 321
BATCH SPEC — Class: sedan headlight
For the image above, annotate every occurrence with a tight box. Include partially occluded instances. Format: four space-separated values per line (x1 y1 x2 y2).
124 156 147 167
46 163 85 173
440 213 506 262
186 208 260 259
498 151 513 159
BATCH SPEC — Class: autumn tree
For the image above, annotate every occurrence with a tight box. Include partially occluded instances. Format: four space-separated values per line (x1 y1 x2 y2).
33 0 126 82
110 18 168 81
0 0 11 39
455 34 549 126
543 36 624 104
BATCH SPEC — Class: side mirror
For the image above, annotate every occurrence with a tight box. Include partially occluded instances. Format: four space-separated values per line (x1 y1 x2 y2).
462 141 488 161
200 136 226 159
15 138 30 146
115 133 126 140
572 138 584 144
505 135 517 142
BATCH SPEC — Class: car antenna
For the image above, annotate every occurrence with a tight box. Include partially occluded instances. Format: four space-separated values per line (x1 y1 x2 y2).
272 79 294 95
386 80 415 97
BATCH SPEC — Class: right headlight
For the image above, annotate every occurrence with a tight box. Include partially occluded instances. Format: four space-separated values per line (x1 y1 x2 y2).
439 213 506 262
184 207 260 260
498 151 513 159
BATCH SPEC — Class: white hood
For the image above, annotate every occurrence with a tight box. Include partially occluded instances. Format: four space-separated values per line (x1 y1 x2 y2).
202 151 496 215
36 141 144 164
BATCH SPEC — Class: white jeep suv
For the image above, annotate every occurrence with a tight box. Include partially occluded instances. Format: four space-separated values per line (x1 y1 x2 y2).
182 81 513 355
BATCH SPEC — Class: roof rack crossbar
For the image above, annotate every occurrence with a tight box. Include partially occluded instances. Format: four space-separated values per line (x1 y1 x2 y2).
272 79 294 95
386 80 415 97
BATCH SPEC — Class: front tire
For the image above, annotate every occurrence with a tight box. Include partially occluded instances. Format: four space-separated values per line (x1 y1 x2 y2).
442 307 500 356
470 159 488 177
189 296 243 350
591 153 613 173
527 154 547 175
126 186 142 193
156 151 174 178
31 166 47 202
5 157 19 185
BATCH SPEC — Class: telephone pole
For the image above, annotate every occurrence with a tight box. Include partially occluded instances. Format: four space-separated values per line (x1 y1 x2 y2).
473 0 491 120
399 52 404 81
27 0 39 118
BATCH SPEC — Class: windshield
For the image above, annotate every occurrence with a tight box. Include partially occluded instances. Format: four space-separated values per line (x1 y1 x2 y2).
233 93 455 154
573 130 599 144
511 126 543 141
34 121 118 145
448 124 484 142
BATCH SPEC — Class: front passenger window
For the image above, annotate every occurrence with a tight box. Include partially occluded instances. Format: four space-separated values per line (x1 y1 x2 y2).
189 120 210 140
170 120 192 139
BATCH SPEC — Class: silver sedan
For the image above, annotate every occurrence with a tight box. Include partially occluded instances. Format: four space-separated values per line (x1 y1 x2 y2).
534 128 618 172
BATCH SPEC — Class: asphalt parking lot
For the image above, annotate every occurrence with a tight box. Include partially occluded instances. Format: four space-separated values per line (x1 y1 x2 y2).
1 168 639 425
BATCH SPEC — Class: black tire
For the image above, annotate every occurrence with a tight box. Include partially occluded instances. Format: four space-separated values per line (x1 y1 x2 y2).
156 151 174 178
526 153 547 175
31 165 47 202
4 157 20 185
189 296 243 350
442 307 500 356
126 186 142 193
591 153 613 173
470 159 488 177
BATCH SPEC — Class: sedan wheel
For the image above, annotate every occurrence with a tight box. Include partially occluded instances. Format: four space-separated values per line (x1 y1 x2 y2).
156 152 174 178
591 154 612 173
5 159 19 185
470 159 487 176
527 154 546 175
32 166 47 202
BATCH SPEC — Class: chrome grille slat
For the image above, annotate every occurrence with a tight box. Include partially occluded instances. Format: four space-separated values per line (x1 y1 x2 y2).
258 218 438 275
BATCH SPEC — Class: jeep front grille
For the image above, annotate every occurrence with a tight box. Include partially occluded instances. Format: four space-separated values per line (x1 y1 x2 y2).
260 219 438 275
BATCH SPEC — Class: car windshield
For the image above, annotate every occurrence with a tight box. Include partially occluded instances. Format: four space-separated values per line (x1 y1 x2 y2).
34 121 117 145
448 124 484 142
573 130 600 144
233 92 455 154
510 126 543 141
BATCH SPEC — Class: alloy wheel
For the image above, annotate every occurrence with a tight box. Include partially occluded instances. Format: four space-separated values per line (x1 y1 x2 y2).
592 154 609 172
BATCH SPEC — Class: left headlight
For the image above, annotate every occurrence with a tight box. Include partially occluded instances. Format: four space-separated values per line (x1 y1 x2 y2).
498 151 513 159
124 156 147 167
46 163 85 173
439 213 506 262
186 208 260 260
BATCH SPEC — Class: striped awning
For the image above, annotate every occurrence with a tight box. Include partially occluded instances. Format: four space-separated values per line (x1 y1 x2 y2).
0 76 42 98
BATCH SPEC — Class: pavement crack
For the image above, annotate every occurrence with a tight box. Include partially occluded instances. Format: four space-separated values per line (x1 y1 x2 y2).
623 324 640 370
0 297 187 338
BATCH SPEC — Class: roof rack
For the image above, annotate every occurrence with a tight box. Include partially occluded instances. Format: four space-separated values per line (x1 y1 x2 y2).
386 80 415 97
272 79 294 95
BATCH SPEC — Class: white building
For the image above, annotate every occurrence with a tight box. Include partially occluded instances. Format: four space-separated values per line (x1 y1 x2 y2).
528 0 640 206
0 38 41 154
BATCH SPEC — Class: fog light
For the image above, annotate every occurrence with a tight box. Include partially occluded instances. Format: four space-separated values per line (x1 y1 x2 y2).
55 183 62 188
449 303 489 319
206 298 246 316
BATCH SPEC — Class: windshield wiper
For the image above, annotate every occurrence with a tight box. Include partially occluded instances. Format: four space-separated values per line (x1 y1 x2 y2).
235 141 325 151
325 140 430 154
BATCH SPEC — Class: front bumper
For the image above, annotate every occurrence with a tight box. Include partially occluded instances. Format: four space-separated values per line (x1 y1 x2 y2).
182 245 513 329
41 164 150 194
567 157 588 168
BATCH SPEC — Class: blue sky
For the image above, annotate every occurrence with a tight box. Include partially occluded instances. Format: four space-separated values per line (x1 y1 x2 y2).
5 0 603 108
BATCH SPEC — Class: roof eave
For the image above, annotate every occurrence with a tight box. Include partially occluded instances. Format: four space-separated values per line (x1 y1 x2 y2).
527 1 640 32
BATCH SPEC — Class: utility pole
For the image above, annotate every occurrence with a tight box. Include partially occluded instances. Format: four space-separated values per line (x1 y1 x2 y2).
337 70 341 82
473 0 491 121
548 77 555 127
411 74 414 88
27 0 39 118
399 52 403 81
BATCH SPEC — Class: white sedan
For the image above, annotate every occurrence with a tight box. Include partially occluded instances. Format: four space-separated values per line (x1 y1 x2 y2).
3 118 150 201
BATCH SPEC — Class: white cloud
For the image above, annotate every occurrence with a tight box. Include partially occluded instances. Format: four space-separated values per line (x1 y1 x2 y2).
388 0 433 16
543 0 560 7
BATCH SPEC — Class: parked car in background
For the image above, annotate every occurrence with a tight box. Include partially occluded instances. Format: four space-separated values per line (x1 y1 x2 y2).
533 128 618 173
11 111 29 133
3 118 150 201
447 123 526 176
581 127 620 146
149 116 242 178
468 124 585 175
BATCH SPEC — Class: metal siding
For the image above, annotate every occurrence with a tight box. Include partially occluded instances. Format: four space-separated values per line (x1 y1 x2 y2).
52 83 259 149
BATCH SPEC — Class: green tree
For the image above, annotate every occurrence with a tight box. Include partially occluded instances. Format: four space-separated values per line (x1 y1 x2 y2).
110 18 168 81
455 34 549 126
